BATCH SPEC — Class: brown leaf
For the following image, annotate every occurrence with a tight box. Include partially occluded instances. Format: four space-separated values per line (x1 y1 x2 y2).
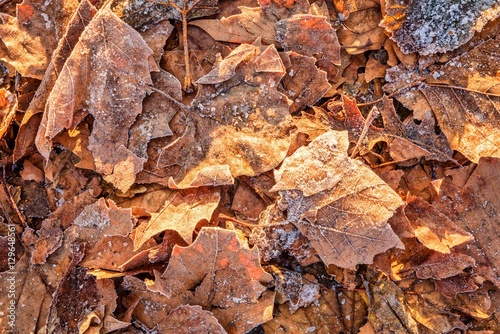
151 227 274 334
191 0 310 45
35 7 157 192
262 288 367 334
132 187 220 249
385 34 500 163
156 305 226 334
364 269 419 334
404 197 473 253
276 14 340 80
280 52 331 114
0 0 79 79
272 130 404 269
0 89 17 140
138 43 293 188
415 252 476 280
13 0 98 162
46 244 102 333
381 0 500 54
336 2 387 54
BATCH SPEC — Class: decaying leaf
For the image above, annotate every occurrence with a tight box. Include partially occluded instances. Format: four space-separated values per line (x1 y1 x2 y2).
35 7 157 192
0 0 79 79
191 0 310 45
381 0 500 54
280 52 331 114
276 14 340 79
404 197 473 253
138 43 293 188
384 33 500 163
364 269 419 334
149 227 275 334
132 187 220 250
272 130 404 269
156 305 226 334
263 288 367 334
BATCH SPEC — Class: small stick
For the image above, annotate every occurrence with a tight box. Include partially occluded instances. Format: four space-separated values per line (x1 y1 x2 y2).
350 106 380 159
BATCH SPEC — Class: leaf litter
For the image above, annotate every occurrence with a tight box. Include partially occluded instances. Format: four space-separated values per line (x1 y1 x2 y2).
1 0 500 333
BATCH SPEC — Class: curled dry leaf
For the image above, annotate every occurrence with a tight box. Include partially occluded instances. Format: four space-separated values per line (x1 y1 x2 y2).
272 130 404 269
35 7 157 192
132 187 220 250
156 305 226 334
139 43 293 188
415 252 476 280
381 0 500 55
333 95 453 162
151 227 274 334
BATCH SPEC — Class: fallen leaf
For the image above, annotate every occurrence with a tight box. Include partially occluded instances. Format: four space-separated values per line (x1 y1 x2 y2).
0 0 79 79
364 269 419 334
35 7 157 192
262 288 367 334
0 89 17 140
276 14 340 79
151 227 274 334
191 0 310 45
272 130 404 269
404 197 473 253
280 52 331 114
381 0 500 54
156 305 226 334
139 43 293 188
415 252 476 280
13 0 98 161
132 187 220 249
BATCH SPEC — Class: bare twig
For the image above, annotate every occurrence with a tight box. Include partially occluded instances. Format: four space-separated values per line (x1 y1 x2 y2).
350 106 380 159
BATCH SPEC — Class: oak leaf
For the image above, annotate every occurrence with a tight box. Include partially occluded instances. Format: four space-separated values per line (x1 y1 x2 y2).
35 7 157 192
151 227 274 334
384 34 500 163
272 130 404 269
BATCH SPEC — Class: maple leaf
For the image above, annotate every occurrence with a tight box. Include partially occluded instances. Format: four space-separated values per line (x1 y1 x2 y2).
271 130 404 269
381 0 500 54
131 187 220 250
147 227 274 334
137 43 293 188
35 7 157 192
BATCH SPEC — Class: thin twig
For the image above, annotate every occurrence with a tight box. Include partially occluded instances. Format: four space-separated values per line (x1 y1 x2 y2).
1 166 27 228
350 106 380 159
